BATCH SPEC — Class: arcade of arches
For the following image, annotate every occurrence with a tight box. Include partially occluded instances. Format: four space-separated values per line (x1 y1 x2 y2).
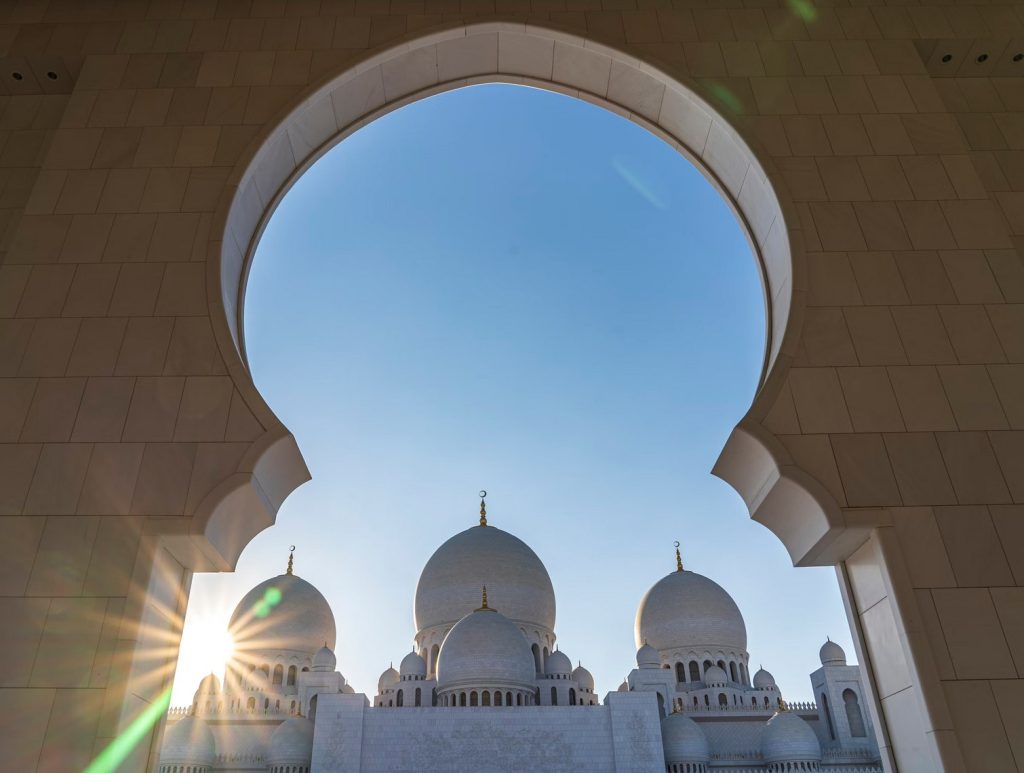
0 4 1023 773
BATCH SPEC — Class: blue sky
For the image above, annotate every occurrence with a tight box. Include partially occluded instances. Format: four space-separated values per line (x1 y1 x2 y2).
172 84 853 705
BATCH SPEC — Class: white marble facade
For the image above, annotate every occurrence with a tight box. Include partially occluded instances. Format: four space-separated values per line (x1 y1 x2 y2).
161 502 883 772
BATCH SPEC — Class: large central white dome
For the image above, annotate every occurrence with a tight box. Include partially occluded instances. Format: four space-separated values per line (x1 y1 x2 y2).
229 573 336 656
415 524 555 635
635 569 747 654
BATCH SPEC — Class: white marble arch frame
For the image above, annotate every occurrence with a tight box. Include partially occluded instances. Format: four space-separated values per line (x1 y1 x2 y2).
200 20 859 571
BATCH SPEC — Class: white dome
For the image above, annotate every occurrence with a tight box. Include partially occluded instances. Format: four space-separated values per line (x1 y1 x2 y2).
229 573 336 657
617 680 629 692
572 664 594 690
436 608 536 691
415 525 555 635
160 716 216 765
763 712 822 763
342 682 355 694
268 716 315 764
703 665 728 685
378 666 399 692
636 643 661 669
635 570 746 654
546 650 572 676
662 713 710 764
753 668 776 689
820 639 847 666
312 645 336 672
195 673 220 695
400 650 427 678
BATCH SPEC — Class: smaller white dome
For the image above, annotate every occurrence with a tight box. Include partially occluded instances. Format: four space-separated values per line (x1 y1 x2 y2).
572 664 594 690
753 667 776 689
196 673 220 694
546 650 572 676
268 716 315 764
436 607 536 691
636 643 660 669
703 665 728 685
617 680 629 692
160 716 216 766
378 666 399 692
662 713 710 764
820 639 847 666
400 650 427 678
312 645 336 672
342 682 355 694
763 711 822 763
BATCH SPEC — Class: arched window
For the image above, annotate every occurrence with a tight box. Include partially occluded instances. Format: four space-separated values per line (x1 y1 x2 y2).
532 643 542 673
656 692 665 718
470 691 478 707
764 696 770 707
506 691 512 706
689 661 700 681
415 687 421 707
287 665 297 686
460 692 467 706
821 693 836 740
843 689 867 737
482 690 491 706
396 689 404 707
247 697 255 712
430 644 440 676
275 699 280 711
703 694 710 707
432 688 437 707
551 686 558 705
740 663 748 684
729 662 737 682
569 688 576 705
260 663 269 677
702 659 712 674
495 691 503 706
272 664 283 684
717 659 726 672
517 693 523 705
718 693 727 706
675 662 686 682
290 700 296 714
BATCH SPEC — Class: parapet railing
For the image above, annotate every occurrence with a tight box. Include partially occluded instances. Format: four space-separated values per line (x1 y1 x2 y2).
678 700 817 713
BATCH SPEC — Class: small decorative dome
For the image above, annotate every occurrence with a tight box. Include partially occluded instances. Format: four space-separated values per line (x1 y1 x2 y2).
819 639 847 666
342 682 355 694
196 673 220 694
268 716 315 765
312 644 336 672
753 667 776 689
400 650 427 679
762 711 823 763
415 523 556 637
572 664 594 690
160 716 216 766
636 643 660 669
635 569 747 655
546 650 572 676
229 572 336 657
617 680 629 692
435 607 536 691
703 665 728 685
377 666 399 692
662 713 710 764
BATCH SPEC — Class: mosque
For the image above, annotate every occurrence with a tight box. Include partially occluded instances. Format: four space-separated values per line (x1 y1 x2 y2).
160 497 883 773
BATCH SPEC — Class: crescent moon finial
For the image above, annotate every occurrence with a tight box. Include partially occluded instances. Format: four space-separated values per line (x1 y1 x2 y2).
479 490 488 527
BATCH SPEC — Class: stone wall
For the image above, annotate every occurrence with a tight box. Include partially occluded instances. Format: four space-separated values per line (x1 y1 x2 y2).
311 691 663 772
0 2 1021 771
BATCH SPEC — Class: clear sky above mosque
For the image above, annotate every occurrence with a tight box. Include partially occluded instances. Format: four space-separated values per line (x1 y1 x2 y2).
172 84 854 705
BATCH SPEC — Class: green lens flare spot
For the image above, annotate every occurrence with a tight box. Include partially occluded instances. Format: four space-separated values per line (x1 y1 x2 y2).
253 586 283 618
705 82 743 115
264 587 283 605
787 0 818 23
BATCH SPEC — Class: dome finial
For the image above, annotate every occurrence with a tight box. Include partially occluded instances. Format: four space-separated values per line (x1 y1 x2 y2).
674 541 683 572
478 490 487 527
476 585 494 611
286 545 295 575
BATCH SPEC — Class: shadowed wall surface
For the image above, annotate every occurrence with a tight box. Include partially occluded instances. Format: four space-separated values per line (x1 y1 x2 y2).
0 3 1022 772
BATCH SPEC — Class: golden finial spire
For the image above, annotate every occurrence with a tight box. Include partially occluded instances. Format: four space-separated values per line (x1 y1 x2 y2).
476 585 494 611
478 490 488 527
674 541 683 572
287 545 295 575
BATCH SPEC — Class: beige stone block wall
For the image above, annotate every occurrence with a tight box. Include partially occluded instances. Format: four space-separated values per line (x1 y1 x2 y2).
0 2 1021 771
